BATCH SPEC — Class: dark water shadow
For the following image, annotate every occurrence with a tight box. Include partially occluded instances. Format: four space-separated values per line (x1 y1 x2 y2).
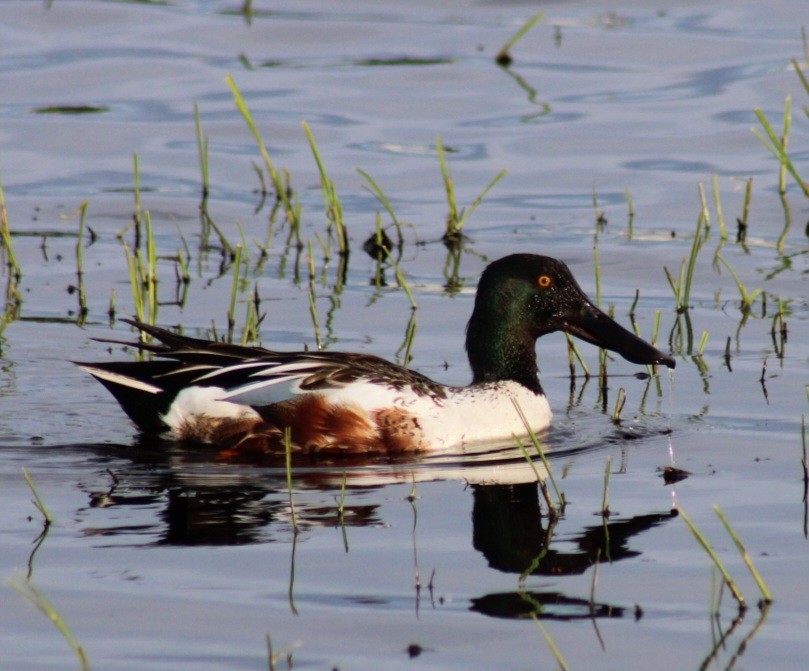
47 414 676 547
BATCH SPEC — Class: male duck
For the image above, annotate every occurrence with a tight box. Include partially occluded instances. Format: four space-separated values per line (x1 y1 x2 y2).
78 254 674 458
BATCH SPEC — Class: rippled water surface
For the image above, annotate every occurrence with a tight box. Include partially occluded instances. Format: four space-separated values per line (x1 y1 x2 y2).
1 1 808 669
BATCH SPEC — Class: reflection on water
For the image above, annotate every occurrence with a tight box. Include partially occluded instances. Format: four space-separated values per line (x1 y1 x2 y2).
472 483 672 576
64 433 677 621
471 591 624 621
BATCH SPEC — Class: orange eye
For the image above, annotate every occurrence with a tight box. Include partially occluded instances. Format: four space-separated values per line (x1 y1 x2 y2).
537 274 553 288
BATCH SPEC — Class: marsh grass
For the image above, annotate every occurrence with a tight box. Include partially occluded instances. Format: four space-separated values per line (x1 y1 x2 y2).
22 467 53 525
240 282 263 344
74 200 89 323
801 414 808 538
665 197 706 314
624 186 635 239
713 505 772 605
532 617 569 671
737 177 753 243
303 122 348 256
677 506 772 612
0 176 20 279
753 95 809 198
133 152 142 234
227 75 285 200
495 11 544 67
436 135 507 244
512 399 566 515
306 241 324 350
565 333 590 379
266 633 300 671
0 176 22 329
611 388 626 424
600 456 612 518
770 298 787 360
715 253 763 314
227 75 304 246
8 576 91 671
194 103 210 198
395 309 419 368
710 174 728 241
11 470 90 670
680 510 746 610
358 168 405 248
591 184 607 228
226 244 244 341
283 427 298 534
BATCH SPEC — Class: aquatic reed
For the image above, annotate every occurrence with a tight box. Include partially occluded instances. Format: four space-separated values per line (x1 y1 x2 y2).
22 468 53 526
514 435 557 519
226 244 243 341
665 203 705 313
437 135 507 243
226 75 285 200
8 576 90 671
74 200 89 323
624 186 635 239
194 103 210 198
753 96 809 198
715 253 762 314
284 426 298 533
302 121 348 256
737 177 753 243
0 176 22 315
801 414 807 532
306 241 323 350
678 506 746 610
611 388 626 424
713 505 772 605
357 168 405 248
512 398 566 514
600 456 612 517
495 11 544 66
532 617 569 671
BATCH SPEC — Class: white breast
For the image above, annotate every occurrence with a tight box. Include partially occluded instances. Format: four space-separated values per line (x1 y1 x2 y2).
418 381 552 453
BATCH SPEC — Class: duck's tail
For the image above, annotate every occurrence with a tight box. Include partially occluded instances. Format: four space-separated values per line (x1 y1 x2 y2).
75 360 180 433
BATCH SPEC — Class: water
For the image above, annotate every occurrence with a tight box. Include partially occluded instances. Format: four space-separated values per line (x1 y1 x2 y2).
1 1 808 669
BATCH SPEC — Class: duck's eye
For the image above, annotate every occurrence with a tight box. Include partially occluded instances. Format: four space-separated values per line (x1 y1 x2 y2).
537 274 553 288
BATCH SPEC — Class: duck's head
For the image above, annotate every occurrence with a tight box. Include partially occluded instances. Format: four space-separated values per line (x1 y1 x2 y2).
466 254 675 391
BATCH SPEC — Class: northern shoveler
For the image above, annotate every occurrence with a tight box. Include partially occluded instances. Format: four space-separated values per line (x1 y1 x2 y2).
78 254 675 458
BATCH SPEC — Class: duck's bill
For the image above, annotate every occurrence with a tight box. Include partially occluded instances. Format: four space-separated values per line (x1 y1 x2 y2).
563 302 676 369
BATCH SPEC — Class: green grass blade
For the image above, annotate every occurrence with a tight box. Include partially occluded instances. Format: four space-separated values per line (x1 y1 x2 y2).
22 468 54 524
8 575 90 671
678 506 746 609
284 426 298 533
302 122 347 254
713 505 772 604
496 11 544 66
531 616 569 671
226 74 285 198
459 168 508 230
511 398 565 512
194 103 210 197
357 168 403 245
752 103 809 198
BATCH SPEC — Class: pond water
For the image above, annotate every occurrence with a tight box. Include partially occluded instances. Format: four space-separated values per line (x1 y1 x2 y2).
1 1 808 669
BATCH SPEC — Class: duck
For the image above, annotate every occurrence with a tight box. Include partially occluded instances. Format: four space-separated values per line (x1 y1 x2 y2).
77 254 675 458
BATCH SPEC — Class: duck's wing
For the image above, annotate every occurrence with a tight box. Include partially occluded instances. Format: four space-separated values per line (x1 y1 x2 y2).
77 320 447 434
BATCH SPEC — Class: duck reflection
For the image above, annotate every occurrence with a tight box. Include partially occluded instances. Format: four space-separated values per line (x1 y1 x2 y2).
76 434 675 620
469 482 673 620
472 483 673 576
